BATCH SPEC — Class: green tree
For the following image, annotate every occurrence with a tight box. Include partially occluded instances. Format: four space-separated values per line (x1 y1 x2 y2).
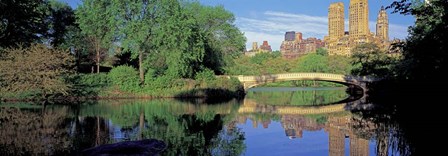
132 0 207 79
0 0 48 48
76 0 116 73
351 43 396 77
389 0 448 81
294 53 328 73
0 44 74 100
327 55 351 74
185 3 246 74
316 48 328 56
45 0 77 47
58 25 94 72
110 0 163 83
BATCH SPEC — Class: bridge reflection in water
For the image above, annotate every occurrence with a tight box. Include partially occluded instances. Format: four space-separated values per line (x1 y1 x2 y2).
229 98 384 156
0 96 384 155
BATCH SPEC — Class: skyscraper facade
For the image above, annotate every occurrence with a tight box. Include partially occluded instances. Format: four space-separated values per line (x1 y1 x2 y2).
376 6 389 42
349 0 370 42
329 2 345 41
325 0 389 56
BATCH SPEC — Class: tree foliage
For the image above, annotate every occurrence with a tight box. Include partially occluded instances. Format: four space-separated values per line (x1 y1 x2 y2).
0 44 74 99
45 0 77 47
316 48 328 56
76 0 246 81
389 0 448 81
350 43 397 77
0 0 48 48
154 0 206 78
294 54 328 73
76 0 116 73
225 53 352 76
109 0 165 82
108 65 140 91
185 2 246 74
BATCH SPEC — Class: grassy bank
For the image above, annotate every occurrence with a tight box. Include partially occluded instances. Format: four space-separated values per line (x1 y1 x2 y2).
0 72 245 103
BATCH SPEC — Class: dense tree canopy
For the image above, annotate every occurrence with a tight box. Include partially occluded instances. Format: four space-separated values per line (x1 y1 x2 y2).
45 0 77 47
225 52 352 76
351 43 397 77
76 0 117 73
389 0 448 81
0 0 48 48
185 2 246 74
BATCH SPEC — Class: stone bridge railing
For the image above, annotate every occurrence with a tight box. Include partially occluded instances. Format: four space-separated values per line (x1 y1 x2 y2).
221 73 379 92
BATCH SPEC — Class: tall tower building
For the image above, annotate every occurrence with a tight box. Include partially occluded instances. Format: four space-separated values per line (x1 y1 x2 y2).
285 31 296 41
252 42 258 51
295 32 303 42
349 0 369 41
376 6 389 41
328 2 345 41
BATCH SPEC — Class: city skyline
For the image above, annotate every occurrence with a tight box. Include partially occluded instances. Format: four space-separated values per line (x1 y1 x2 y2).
59 0 413 51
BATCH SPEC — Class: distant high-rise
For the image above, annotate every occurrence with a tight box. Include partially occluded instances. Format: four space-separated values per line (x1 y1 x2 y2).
252 42 258 51
280 32 325 59
285 31 296 41
328 2 345 41
349 0 369 41
260 41 272 52
326 0 389 56
376 6 389 41
295 32 303 42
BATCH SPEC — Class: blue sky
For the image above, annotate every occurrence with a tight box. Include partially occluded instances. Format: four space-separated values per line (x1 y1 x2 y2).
60 0 414 51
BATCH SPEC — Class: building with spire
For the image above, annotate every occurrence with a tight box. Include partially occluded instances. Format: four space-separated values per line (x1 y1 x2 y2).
376 6 389 45
325 0 390 56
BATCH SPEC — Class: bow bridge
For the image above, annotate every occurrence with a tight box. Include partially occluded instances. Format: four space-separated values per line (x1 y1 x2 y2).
226 73 378 92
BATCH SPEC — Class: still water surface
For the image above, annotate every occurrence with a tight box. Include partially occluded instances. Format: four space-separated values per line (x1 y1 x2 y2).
0 87 394 155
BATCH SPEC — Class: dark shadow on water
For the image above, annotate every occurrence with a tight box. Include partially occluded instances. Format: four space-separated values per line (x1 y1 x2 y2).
174 88 245 104
349 81 448 156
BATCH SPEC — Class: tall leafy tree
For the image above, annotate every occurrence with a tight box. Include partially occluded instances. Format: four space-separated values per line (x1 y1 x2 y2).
389 0 448 81
111 0 163 83
76 0 116 73
0 0 48 48
59 25 94 72
155 0 205 78
184 3 246 74
45 0 76 47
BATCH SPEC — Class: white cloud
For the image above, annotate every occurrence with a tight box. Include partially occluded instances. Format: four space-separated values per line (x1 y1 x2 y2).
237 11 410 51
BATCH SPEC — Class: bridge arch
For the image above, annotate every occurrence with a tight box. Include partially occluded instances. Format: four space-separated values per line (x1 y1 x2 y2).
232 73 377 93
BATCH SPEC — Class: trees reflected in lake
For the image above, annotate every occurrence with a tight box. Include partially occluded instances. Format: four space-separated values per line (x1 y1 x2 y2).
0 88 422 155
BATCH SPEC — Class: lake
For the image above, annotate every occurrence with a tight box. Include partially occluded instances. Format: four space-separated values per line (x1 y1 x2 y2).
0 87 400 155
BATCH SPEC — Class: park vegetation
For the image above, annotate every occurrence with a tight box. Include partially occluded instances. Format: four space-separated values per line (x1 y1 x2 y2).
349 0 448 82
225 49 353 87
2 0 446 104
1 0 246 102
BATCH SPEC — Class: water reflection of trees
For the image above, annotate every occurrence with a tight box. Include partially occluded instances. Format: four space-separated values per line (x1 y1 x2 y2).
76 99 246 155
0 100 247 155
350 101 412 156
1 95 422 155
0 107 71 155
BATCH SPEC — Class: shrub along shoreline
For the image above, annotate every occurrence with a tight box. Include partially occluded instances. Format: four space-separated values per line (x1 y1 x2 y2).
0 67 245 103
